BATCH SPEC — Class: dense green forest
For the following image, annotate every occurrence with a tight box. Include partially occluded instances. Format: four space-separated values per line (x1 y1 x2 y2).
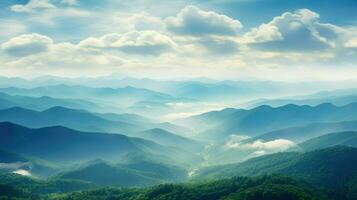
1 146 357 200
0 175 332 200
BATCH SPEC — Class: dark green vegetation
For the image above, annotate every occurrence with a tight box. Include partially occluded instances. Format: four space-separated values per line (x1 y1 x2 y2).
194 146 357 199
2 146 357 199
1 175 330 200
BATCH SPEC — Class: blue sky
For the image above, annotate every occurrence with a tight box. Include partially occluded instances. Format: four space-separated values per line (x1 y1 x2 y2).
0 0 357 80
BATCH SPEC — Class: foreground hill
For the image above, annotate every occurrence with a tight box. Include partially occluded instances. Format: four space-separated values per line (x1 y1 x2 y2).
0 175 330 200
0 122 192 165
299 131 357 151
181 103 357 140
193 146 357 189
57 160 187 187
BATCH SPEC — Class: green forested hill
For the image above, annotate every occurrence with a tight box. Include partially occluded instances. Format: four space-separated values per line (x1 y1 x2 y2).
0 175 330 200
194 146 357 188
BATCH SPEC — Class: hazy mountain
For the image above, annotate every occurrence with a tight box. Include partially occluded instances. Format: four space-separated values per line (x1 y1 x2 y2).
0 106 141 133
58 161 159 187
0 150 27 164
57 160 187 187
249 120 357 143
95 112 154 124
0 92 100 112
194 146 357 188
181 103 357 140
247 95 357 108
0 85 187 107
299 131 357 151
133 128 203 151
0 122 180 163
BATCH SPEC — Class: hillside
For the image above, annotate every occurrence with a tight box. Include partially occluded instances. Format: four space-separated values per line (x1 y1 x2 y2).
0 122 185 164
194 146 357 188
299 131 357 151
57 160 187 187
134 128 203 151
0 106 141 134
0 175 330 200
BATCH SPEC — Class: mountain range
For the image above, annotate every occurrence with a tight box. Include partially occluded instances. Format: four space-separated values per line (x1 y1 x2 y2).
181 103 357 140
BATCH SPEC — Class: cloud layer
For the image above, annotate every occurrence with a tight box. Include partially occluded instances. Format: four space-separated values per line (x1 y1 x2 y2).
166 6 242 36
1 33 53 57
0 1 357 79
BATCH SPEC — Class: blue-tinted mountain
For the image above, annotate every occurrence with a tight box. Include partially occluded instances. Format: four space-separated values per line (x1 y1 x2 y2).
0 106 140 133
249 120 357 143
0 85 187 108
57 160 187 187
134 128 203 151
182 103 357 139
299 131 357 151
247 95 357 108
0 92 100 112
0 122 181 163
0 150 27 164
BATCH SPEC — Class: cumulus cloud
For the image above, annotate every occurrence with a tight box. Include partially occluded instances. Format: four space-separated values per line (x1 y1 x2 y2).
0 20 27 38
166 5 242 36
225 138 296 155
11 0 56 13
1 33 53 57
79 31 176 56
244 9 340 52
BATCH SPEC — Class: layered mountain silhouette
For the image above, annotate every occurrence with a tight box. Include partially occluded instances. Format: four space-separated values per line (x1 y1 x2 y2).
0 92 99 112
0 106 139 133
299 131 357 151
249 120 357 143
57 160 187 187
0 122 186 163
133 128 203 151
182 103 357 140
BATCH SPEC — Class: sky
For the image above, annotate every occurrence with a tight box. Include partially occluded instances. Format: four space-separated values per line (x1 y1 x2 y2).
0 0 357 81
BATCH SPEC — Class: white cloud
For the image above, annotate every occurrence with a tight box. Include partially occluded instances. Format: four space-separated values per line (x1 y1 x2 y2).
225 138 296 154
0 20 27 38
13 169 32 176
11 0 56 13
1 33 53 57
166 5 242 36
244 9 339 52
79 31 176 56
